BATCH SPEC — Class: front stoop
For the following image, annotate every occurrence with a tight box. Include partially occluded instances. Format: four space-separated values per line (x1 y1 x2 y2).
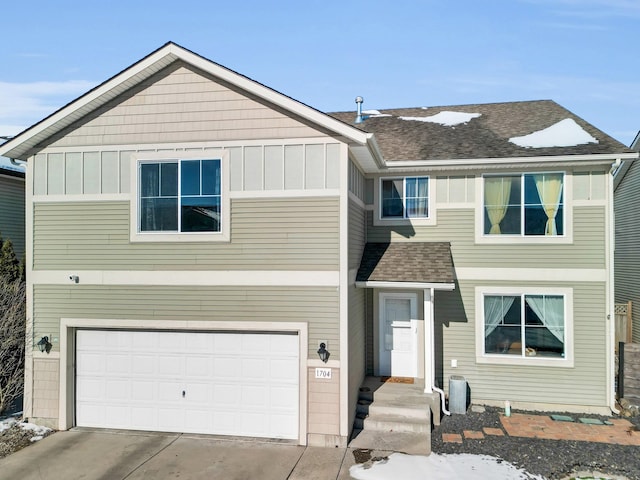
348 377 433 455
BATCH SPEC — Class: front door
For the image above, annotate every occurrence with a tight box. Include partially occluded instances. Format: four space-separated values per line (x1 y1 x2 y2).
379 293 418 377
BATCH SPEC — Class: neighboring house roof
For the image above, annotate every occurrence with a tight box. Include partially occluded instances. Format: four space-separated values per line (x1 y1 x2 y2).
614 130 640 190
0 165 25 179
356 242 454 287
330 100 634 162
0 42 383 170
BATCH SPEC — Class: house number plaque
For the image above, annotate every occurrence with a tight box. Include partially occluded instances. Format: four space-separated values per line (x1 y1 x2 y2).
315 367 332 379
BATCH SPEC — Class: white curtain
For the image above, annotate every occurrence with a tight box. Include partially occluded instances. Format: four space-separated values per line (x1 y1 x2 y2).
533 173 563 236
525 295 564 343
484 295 516 337
484 177 512 234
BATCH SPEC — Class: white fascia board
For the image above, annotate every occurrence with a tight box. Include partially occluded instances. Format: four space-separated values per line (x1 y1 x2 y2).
382 152 639 170
355 281 455 291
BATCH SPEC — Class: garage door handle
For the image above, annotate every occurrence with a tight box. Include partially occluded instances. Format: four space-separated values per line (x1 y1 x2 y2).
182 390 186 398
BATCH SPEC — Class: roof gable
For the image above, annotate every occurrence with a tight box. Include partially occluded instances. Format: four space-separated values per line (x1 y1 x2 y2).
0 42 373 161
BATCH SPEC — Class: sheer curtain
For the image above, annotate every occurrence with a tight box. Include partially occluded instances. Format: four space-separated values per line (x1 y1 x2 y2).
484 295 515 337
525 295 564 343
484 177 512 234
533 173 563 236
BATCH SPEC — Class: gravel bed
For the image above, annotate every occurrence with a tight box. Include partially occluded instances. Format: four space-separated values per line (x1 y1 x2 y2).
431 406 640 480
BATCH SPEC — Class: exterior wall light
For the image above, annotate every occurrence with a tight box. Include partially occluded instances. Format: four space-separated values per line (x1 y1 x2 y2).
317 342 330 363
36 336 52 354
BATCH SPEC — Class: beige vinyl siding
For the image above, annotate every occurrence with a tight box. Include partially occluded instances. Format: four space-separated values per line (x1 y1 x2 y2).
0 175 25 258
45 62 325 149
436 280 608 408
366 206 606 269
33 197 339 270
347 284 366 432
615 161 640 343
307 367 340 437
33 285 339 360
348 198 366 270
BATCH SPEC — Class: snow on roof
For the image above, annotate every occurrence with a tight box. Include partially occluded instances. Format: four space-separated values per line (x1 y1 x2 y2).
362 109 392 118
399 111 481 126
509 118 598 148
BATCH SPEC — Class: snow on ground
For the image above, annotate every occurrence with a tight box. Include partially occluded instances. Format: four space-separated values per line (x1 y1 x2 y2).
0 415 51 442
399 111 481 126
509 118 598 148
350 452 545 480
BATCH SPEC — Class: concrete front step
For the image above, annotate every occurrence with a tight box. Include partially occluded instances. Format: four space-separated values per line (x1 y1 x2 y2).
357 401 430 420
354 412 430 434
349 428 431 455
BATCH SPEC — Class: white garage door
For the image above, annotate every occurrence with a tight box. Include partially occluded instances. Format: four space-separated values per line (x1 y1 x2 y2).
75 330 299 439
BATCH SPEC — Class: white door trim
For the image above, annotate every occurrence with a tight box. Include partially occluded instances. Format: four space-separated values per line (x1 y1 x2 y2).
59 318 308 445
378 292 418 377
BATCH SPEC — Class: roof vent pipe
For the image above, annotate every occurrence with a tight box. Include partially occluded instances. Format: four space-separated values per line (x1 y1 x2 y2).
355 96 364 124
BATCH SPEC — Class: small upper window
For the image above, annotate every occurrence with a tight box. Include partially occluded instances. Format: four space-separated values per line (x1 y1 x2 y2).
139 159 221 233
381 177 429 219
484 173 564 236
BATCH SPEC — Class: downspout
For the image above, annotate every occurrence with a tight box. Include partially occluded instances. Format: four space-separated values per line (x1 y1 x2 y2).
608 159 621 415
427 287 450 416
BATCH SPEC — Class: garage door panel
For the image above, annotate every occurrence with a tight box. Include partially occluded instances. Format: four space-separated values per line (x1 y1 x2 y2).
76 352 106 374
76 330 299 439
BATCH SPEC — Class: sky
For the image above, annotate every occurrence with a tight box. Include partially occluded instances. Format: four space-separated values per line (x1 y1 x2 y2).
1 0 638 170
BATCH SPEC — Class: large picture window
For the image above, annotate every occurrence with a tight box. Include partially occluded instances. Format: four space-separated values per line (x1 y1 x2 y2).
381 176 429 219
483 293 565 359
139 159 221 233
483 173 564 236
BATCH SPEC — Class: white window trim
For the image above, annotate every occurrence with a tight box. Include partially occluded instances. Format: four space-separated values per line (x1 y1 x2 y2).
475 286 574 368
475 171 573 244
374 175 436 226
130 150 230 243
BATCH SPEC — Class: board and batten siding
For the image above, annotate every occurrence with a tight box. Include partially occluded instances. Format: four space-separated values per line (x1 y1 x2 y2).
615 160 640 343
366 206 606 270
0 175 25 258
33 285 339 360
33 198 339 270
436 280 608 408
33 141 342 198
43 62 327 149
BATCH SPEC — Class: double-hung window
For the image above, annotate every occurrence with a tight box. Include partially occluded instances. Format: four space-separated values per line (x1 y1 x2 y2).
139 159 222 233
483 173 564 236
481 292 568 361
381 176 429 219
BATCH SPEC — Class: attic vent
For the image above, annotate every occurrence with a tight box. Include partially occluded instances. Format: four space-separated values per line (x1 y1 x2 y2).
355 96 364 124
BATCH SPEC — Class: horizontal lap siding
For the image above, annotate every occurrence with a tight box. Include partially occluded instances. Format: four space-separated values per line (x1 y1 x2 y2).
33 198 339 270
33 285 339 360
47 63 324 148
367 206 605 269
437 281 608 408
0 177 25 258
615 162 640 343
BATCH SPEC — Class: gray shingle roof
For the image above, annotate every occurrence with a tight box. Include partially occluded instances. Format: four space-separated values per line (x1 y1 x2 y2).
357 242 454 284
330 100 632 161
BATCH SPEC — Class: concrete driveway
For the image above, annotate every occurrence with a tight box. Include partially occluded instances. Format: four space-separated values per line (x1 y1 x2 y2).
0 430 359 480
